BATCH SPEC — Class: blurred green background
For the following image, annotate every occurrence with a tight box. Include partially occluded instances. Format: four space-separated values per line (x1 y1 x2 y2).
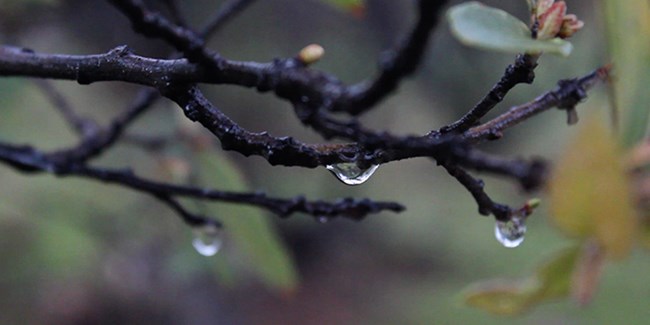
1 0 649 324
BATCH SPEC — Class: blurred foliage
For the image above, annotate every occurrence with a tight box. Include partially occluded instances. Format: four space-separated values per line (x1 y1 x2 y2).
464 245 581 315
603 0 650 147
549 115 637 260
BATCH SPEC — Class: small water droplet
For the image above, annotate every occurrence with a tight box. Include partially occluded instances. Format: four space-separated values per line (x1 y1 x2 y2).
494 217 526 248
326 163 379 185
318 216 329 224
192 224 222 256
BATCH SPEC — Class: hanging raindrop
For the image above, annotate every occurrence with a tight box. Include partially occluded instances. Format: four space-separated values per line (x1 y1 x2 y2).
326 162 379 185
494 217 526 248
192 223 222 256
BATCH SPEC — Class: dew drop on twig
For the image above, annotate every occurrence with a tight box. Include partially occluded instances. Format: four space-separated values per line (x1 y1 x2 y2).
494 217 526 248
326 163 379 185
192 224 222 256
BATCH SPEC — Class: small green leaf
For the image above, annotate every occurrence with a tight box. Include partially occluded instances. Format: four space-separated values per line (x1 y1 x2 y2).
197 151 299 291
533 245 581 300
464 245 583 315
463 280 538 315
447 2 572 56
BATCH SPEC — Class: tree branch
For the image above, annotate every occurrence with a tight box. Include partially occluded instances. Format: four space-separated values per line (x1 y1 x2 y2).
439 54 539 135
0 142 404 224
334 0 448 115
463 65 610 142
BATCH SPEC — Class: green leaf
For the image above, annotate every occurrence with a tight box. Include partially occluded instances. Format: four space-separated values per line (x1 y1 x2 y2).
464 246 582 316
548 116 637 259
447 2 572 56
533 246 581 300
603 0 650 146
463 280 538 316
197 151 299 291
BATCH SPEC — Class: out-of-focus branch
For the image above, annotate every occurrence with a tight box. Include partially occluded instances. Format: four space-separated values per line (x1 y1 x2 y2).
334 0 449 115
199 0 258 39
33 80 99 137
0 142 404 225
456 149 547 192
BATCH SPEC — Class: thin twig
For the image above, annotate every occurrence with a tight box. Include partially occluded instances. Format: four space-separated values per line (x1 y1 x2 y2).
160 0 187 27
0 142 404 224
463 65 610 142
32 79 98 136
440 161 511 221
199 0 257 39
335 0 448 115
439 54 539 135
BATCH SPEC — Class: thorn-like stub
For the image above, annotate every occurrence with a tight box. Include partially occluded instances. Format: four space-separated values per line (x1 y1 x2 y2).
566 108 579 125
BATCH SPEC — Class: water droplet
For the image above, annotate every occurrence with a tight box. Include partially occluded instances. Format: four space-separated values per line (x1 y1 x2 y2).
192 224 222 256
494 217 526 248
326 163 379 185
318 216 329 224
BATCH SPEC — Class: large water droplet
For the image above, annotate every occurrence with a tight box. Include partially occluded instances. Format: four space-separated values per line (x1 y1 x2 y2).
326 163 379 185
494 217 526 248
192 224 222 256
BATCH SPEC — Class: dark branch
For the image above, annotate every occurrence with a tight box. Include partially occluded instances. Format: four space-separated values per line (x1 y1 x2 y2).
160 0 187 27
463 65 610 142
439 54 539 135
456 149 547 192
0 0 609 230
335 0 448 115
163 84 364 168
0 142 404 224
107 0 224 70
440 161 511 221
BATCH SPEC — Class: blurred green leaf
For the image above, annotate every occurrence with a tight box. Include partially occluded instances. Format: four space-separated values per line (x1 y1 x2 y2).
463 279 538 316
533 245 581 300
447 2 572 56
603 0 650 146
464 245 582 316
549 116 637 259
35 218 100 277
197 151 299 291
